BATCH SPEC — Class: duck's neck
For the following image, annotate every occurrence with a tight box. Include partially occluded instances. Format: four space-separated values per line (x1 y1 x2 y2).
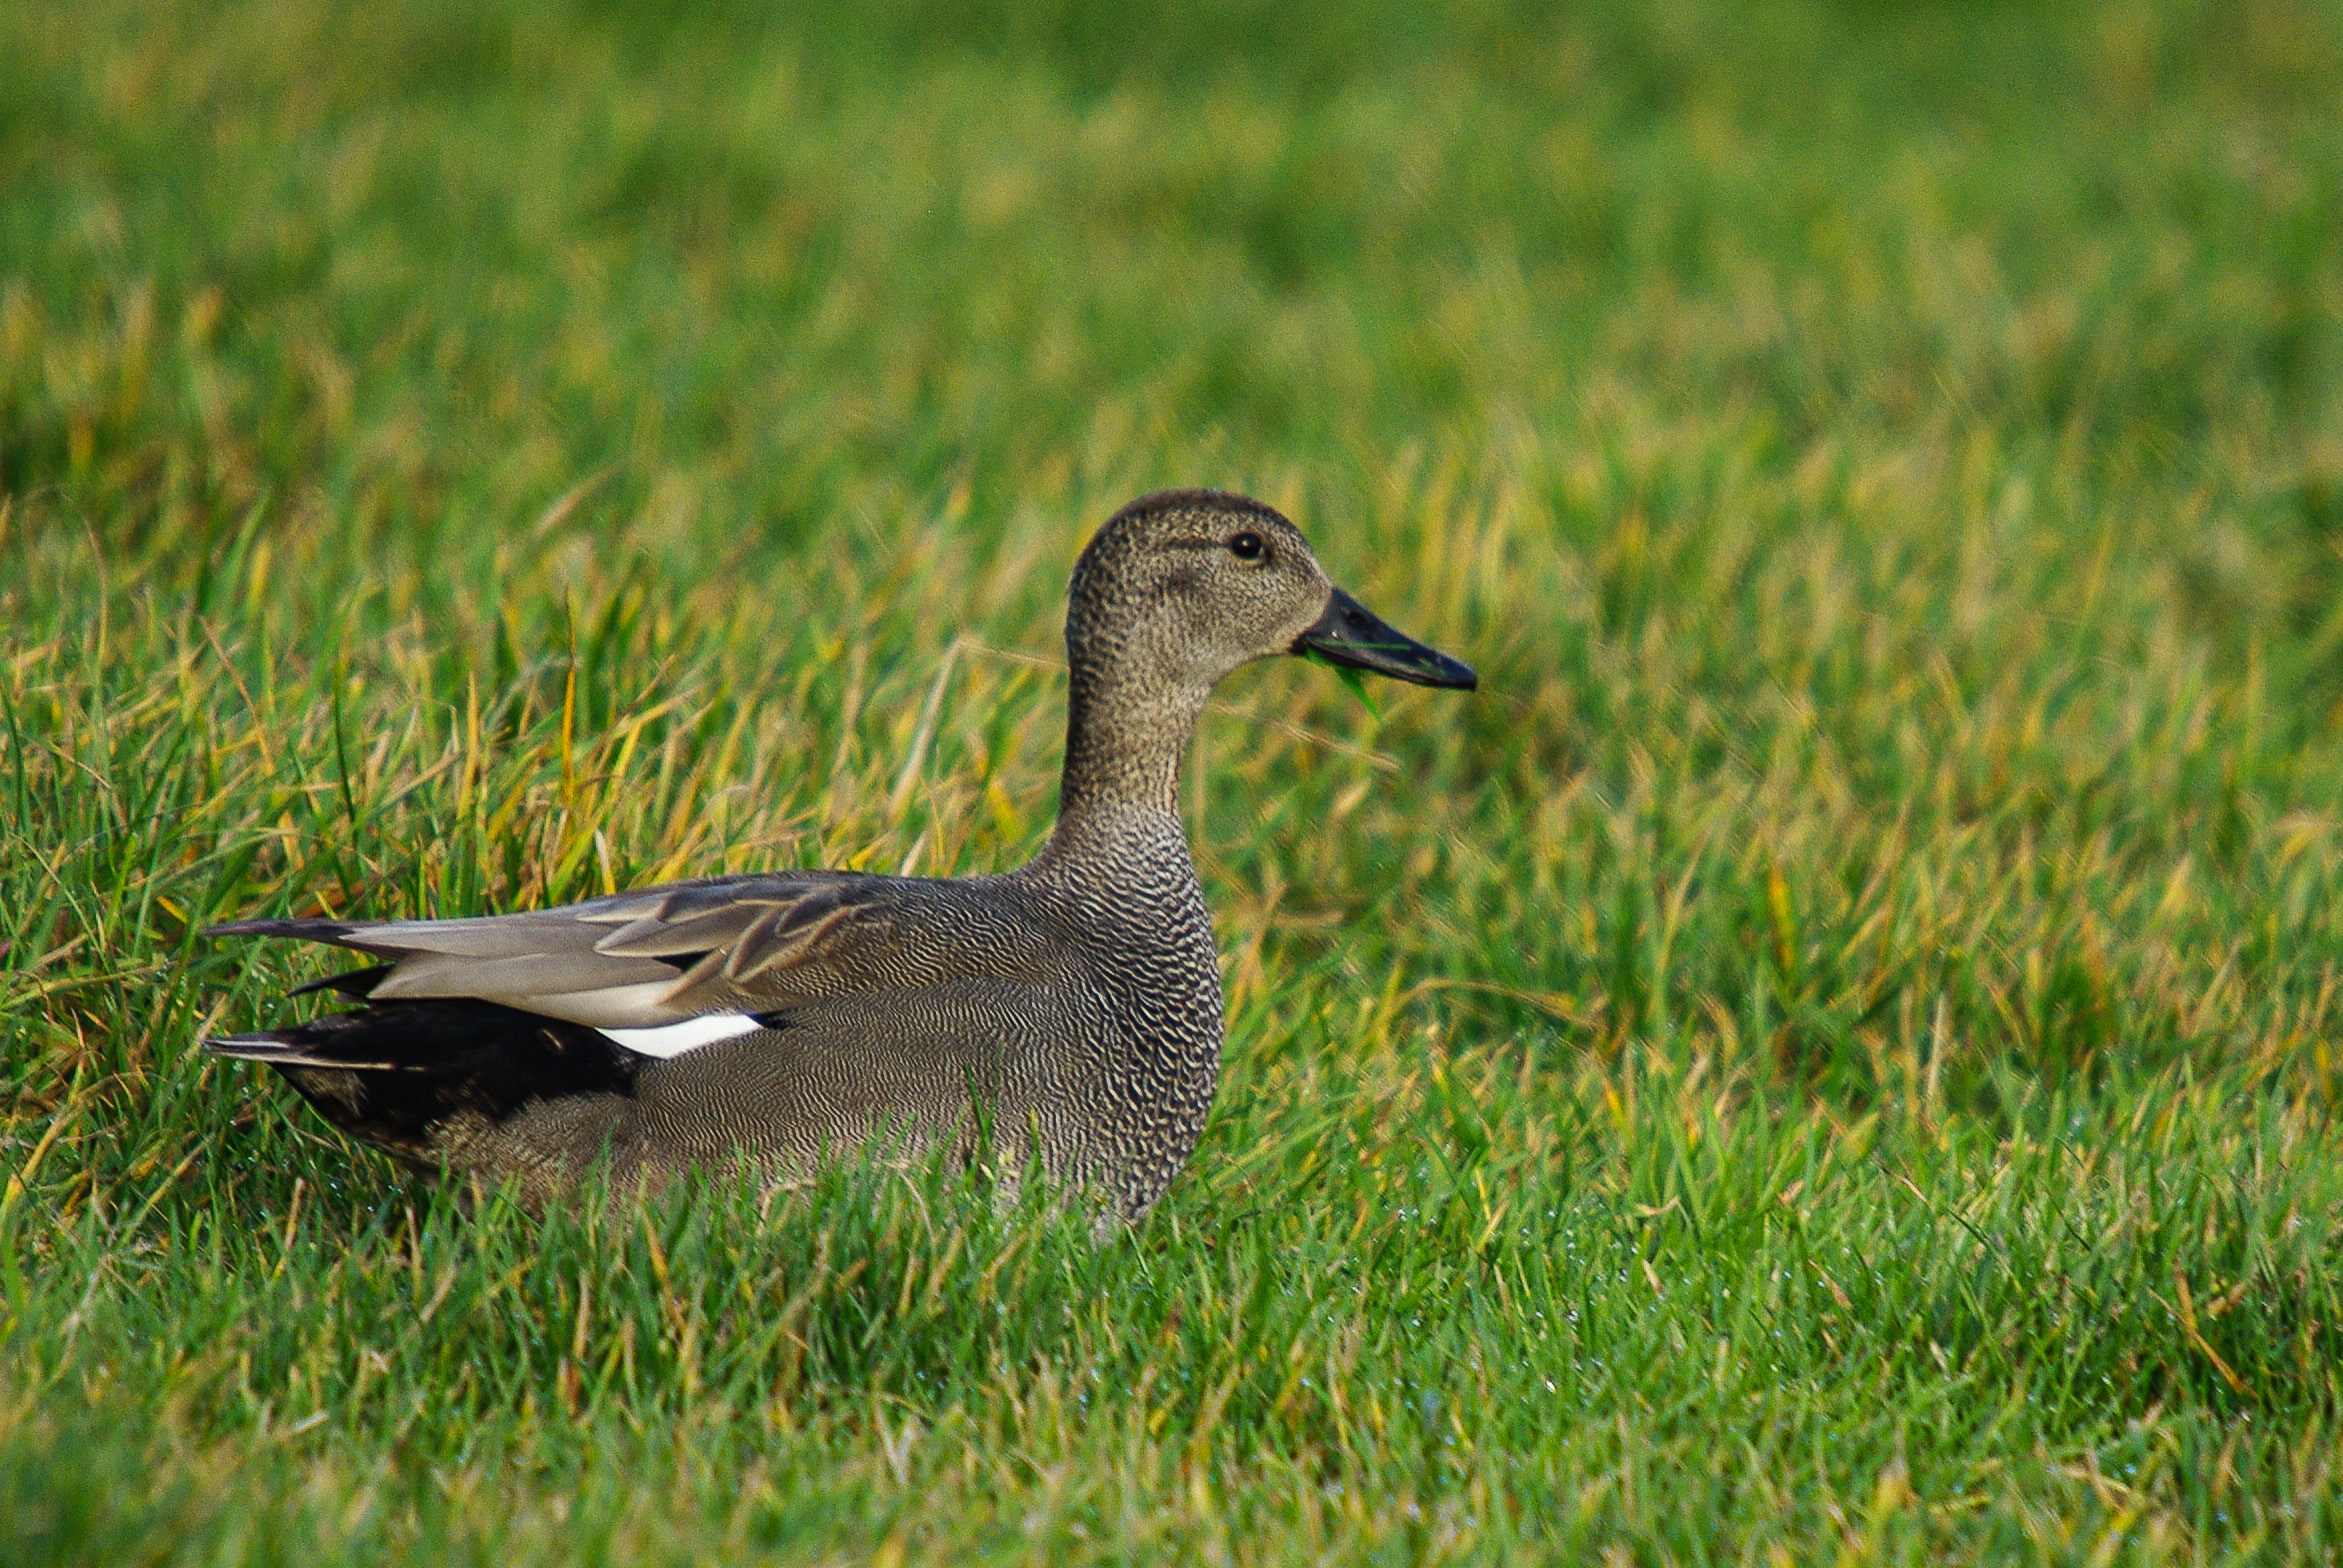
1048 656 1209 836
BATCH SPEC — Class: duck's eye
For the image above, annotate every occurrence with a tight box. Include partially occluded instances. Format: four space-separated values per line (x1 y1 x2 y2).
1229 532 1265 561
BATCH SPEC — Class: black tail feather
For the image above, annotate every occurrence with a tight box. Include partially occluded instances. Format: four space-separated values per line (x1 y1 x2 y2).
288 964 396 999
207 998 641 1160
203 917 358 941
206 1033 405 1070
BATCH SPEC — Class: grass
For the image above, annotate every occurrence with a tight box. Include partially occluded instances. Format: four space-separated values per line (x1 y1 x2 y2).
4 0 2343 1558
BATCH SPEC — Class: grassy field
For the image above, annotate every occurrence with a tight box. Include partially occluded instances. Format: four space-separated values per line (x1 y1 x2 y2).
5 0 2343 1559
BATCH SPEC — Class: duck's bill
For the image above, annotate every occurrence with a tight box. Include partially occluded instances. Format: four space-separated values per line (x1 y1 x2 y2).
1293 587 1478 690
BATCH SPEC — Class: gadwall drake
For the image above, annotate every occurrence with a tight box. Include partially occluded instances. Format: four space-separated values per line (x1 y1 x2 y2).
206 490 1475 1221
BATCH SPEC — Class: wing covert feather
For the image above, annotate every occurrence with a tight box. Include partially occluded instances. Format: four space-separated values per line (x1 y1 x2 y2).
212 871 1049 1030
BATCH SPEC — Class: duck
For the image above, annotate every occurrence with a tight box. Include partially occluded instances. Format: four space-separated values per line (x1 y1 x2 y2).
205 489 1476 1222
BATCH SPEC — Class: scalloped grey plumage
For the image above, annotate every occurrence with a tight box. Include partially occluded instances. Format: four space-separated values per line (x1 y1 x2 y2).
205 489 1476 1223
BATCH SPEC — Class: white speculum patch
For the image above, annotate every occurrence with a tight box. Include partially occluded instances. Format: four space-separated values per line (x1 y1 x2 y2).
598 1013 762 1058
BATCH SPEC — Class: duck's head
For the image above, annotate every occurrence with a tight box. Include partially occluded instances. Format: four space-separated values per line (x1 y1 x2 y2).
1069 489 1477 697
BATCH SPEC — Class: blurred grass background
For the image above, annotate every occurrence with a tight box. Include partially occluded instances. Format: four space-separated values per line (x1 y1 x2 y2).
4 0 2343 1560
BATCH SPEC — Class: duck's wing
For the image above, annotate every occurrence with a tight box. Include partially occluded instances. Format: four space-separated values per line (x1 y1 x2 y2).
206 872 1001 1034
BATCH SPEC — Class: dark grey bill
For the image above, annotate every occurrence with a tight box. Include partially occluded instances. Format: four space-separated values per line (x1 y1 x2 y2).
1293 587 1478 690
